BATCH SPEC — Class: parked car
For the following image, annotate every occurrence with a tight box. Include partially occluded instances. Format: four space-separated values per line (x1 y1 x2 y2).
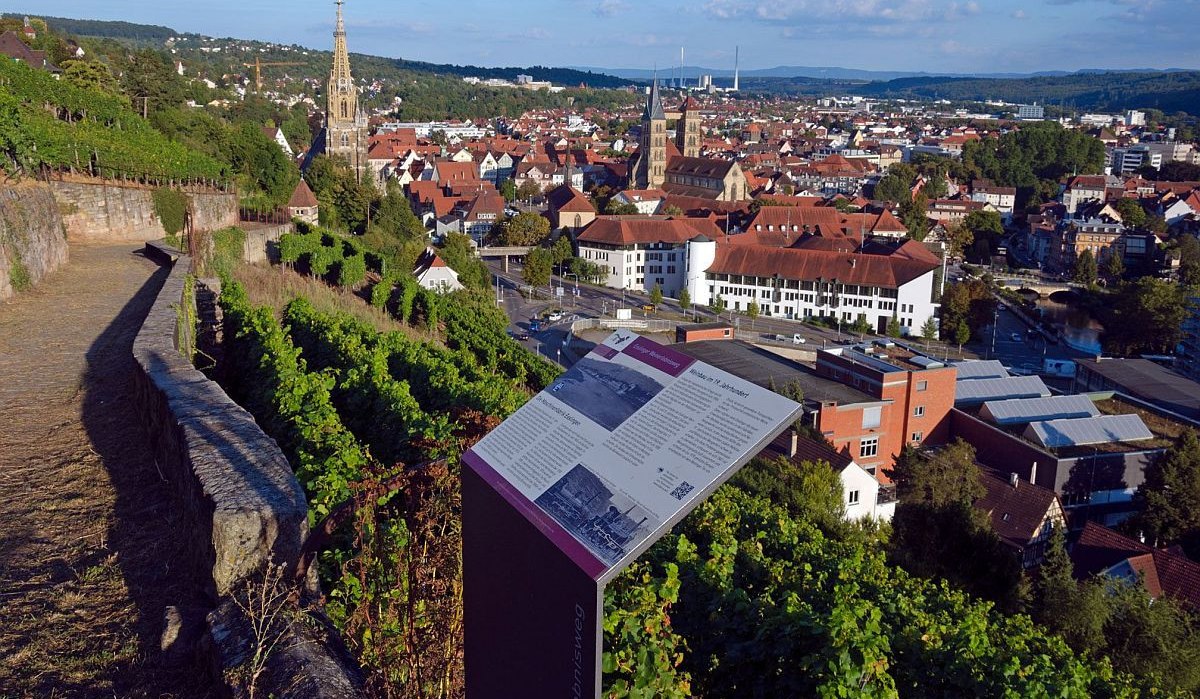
547 311 564 322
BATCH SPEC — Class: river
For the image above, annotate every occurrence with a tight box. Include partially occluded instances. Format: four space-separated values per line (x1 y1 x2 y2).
1034 295 1104 356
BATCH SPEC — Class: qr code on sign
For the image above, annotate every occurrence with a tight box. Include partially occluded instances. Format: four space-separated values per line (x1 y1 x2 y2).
669 481 694 501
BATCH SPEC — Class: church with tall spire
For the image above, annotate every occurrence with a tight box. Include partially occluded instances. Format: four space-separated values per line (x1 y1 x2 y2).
629 78 747 201
323 0 369 180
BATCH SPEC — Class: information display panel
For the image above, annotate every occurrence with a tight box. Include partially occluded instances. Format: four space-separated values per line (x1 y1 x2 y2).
463 332 801 697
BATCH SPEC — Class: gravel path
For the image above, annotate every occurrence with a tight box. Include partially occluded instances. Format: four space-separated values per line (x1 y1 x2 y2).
0 244 215 697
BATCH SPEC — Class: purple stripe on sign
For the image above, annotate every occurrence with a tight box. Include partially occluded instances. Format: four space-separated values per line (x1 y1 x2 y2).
462 449 608 580
621 337 694 377
592 344 619 360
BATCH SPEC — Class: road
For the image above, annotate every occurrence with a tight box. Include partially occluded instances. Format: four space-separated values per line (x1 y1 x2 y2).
965 301 1093 373
486 259 931 365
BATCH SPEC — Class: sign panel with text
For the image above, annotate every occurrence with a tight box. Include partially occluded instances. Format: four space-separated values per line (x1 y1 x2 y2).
463 331 800 698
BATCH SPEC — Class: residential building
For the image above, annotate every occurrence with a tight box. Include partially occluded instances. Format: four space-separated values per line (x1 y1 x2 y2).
1017 103 1045 120
1109 145 1162 175
1062 175 1116 217
763 431 896 522
613 189 667 215
1071 522 1200 611
949 367 1194 526
412 248 464 292
976 469 1065 568
0 31 58 72
970 180 1017 222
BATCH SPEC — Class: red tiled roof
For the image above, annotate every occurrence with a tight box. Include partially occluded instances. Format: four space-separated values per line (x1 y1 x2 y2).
577 216 721 246
707 242 938 288
287 179 318 208
435 161 477 183
976 470 1061 550
546 185 595 214
1072 521 1200 610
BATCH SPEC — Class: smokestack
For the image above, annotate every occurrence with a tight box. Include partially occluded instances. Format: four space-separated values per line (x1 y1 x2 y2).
1009 472 1019 488
733 46 739 92
1030 461 1038 487
789 429 798 457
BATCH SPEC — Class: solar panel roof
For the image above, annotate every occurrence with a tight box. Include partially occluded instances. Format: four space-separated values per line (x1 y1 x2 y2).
954 375 1050 406
980 395 1101 425
953 360 1010 381
1023 414 1154 449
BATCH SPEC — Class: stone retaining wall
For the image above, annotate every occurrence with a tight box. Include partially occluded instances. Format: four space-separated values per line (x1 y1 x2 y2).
51 180 238 243
0 183 69 301
132 241 365 697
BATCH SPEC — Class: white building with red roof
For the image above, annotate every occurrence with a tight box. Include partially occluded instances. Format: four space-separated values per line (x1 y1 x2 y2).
413 248 464 292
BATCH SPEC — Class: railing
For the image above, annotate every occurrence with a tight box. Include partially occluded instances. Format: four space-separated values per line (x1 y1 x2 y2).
570 318 675 333
31 164 233 194
238 207 293 225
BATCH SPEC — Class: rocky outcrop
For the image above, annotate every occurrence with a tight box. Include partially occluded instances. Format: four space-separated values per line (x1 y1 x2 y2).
0 183 69 301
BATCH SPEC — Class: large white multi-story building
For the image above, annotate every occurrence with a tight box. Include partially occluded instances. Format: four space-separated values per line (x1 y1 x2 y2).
577 214 942 336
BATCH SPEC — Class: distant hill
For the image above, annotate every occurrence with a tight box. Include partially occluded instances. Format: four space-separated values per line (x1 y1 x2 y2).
2 14 184 42
13 14 632 89
574 64 1195 83
853 71 1200 115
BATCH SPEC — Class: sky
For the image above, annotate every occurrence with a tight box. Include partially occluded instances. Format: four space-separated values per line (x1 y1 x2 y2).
7 0 1200 75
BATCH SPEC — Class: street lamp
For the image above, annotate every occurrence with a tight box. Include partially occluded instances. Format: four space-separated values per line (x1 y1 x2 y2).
990 306 999 359
564 272 579 308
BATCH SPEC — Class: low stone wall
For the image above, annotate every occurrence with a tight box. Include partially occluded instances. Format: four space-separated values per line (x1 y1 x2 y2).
0 183 69 301
241 222 292 265
132 241 365 697
50 179 238 243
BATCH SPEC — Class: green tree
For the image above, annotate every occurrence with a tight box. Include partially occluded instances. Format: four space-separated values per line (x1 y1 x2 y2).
1102 249 1125 283
1114 197 1148 229
439 232 491 289
605 200 639 215
947 223 975 258
746 298 760 320
1103 276 1188 354
678 287 691 314
730 456 847 534
900 192 929 241
516 179 543 202
522 246 553 287
550 235 574 269
661 204 684 217
498 211 551 246
874 172 912 203
1129 429 1200 553
60 59 119 93
1073 248 1098 288
954 320 971 351
649 283 663 308
920 317 938 344
886 314 901 338
710 295 726 315
119 48 187 118
851 312 871 335
499 178 517 202
887 441 1025 610
1031 527 1108 654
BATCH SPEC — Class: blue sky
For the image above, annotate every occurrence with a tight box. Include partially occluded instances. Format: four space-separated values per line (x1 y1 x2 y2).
8 0 1200 74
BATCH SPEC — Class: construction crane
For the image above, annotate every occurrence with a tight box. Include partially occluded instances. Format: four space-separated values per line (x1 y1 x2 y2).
242 57 304 93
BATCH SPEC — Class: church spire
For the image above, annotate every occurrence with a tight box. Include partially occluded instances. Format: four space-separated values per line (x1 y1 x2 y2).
643 74 665 122
328 0 357 123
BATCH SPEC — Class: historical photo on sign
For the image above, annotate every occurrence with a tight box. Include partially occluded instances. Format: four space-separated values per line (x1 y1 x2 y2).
546 355 665 431
535 464 655 566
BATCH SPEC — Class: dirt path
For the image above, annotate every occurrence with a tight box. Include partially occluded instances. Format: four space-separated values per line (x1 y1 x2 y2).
0 244 216 698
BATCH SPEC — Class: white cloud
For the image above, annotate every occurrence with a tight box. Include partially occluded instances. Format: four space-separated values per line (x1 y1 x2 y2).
1012 8 1028 18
